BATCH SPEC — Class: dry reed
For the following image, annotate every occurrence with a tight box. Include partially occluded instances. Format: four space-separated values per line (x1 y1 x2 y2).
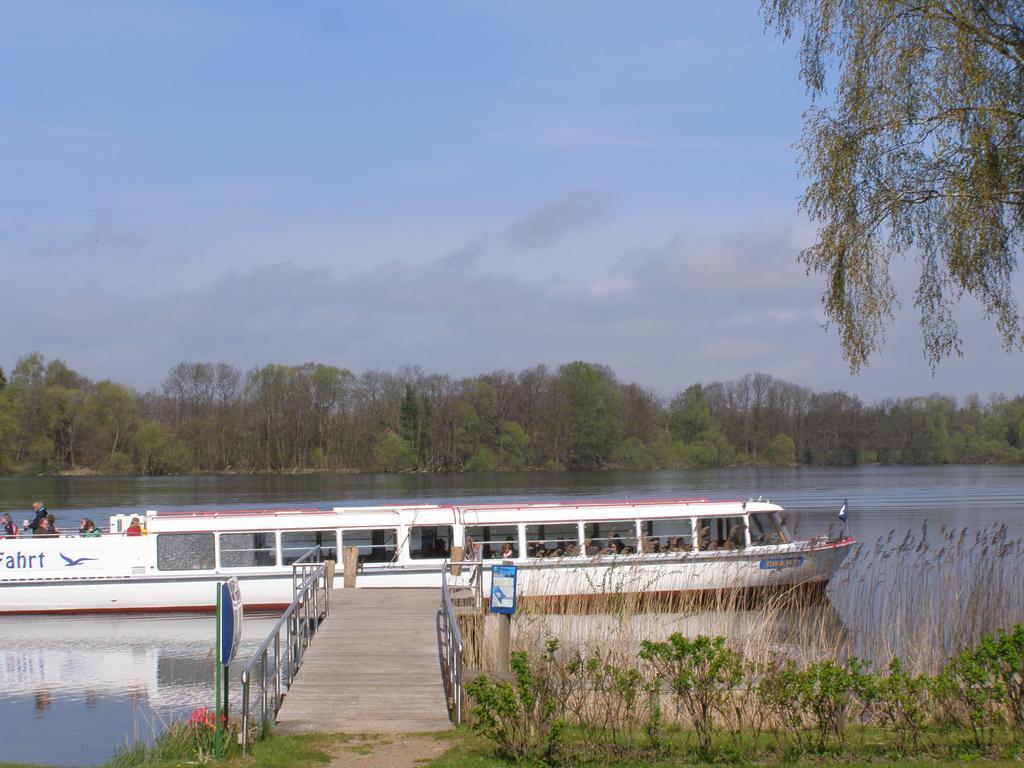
465 524 1024 676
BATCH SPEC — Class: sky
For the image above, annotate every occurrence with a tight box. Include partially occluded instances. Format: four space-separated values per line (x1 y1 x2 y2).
2 0 1021 403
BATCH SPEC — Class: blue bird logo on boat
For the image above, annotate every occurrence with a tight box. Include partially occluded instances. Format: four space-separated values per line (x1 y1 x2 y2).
60 553 98 567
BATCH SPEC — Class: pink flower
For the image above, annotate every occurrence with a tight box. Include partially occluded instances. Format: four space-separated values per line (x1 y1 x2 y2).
188 707 216 730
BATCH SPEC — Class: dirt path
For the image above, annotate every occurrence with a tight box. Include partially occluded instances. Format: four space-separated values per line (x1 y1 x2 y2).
326 733 451 768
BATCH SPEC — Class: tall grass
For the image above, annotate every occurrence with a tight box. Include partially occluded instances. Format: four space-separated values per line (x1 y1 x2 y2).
830 524 1024 673
468 524 1024 676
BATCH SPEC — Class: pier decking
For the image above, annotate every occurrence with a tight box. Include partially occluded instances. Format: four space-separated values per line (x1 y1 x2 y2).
274 588 452 734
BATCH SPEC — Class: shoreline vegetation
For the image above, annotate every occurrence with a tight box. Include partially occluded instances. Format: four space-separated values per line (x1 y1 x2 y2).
0 353 1021 477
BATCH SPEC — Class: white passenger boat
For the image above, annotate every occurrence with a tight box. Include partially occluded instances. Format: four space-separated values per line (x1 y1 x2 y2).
0 498 853 615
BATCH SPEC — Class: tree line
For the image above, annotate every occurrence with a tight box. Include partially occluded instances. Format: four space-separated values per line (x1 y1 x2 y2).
0 352 1021 475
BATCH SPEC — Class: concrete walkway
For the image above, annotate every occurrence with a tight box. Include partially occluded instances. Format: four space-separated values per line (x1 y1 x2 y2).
274 588 452 734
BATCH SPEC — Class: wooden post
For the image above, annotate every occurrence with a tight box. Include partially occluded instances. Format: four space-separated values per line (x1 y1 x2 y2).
450 545 464 577
495 613 511 673
325 559 336 589
342 546 359 588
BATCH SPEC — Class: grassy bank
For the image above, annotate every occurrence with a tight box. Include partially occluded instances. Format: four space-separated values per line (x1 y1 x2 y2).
10 722 1019 768
430 725 1024 767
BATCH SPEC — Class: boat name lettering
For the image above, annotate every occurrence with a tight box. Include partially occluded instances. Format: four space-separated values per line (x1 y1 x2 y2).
759 555 804 571
0 550 48 570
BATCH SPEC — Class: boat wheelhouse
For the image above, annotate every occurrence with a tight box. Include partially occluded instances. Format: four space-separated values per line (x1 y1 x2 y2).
0 498 853 615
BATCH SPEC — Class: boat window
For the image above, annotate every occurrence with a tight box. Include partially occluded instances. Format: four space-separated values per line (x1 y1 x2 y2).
282 530 338 565
409 525 453 559
639 519 693 552
524 523 579 557
582 520 637 555
157 533 215 571
220 532 277 568
464 525 519 559
342 528 397 564
695 516 747 550
749 513 786 545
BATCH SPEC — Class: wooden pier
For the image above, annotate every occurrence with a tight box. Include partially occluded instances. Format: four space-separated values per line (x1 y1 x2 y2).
274 588 452 734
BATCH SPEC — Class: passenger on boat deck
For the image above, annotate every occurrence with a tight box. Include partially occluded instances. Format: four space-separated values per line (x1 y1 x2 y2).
697 524 710 550
1 512 19 538
500 540 514 559
609 531 624 554
27 501 48 534
527 541 542 557
583 539 599 556
725 524 747 550
34 516 58 537
125 517 144 537
80 518 101 537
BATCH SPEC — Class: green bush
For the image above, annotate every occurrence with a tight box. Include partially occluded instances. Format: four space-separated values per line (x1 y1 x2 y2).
465 639 565 763
798 657 871 751
873 657 932 754
991 624 1024 731
639 633 742 757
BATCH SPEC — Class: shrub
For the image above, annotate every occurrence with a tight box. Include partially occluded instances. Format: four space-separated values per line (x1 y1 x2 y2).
874 658 931 754
466 638 565 763
639 633 743 757
756 655 811 753
798 657 871 751
941 636 1007 748
991 623 1024 731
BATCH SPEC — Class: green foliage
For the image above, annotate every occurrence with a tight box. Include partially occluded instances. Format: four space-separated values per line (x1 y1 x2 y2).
134 422 192 475
797 657 872 751
756 656 810 752
577 651 660 755
940 623 1024 746
464 446 497 472
667 384 714 443
873 658 932 754
762 433 796 465
990 624 1024 730
762 0 1024 369
0 352 1021 475
639 633 743 756
613 437 655 470
497 421 529 470
554 361 620 469
465 639 564 763
463 628 1024 766
373 431 417 473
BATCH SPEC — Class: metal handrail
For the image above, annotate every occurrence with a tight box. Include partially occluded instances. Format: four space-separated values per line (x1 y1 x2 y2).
436 560 484 723
238 546 330 752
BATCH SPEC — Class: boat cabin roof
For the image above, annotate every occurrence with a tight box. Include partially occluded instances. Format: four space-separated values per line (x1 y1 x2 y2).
138 498 784 534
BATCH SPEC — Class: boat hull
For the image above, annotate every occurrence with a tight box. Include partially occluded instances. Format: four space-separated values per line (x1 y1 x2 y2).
0 538 853 615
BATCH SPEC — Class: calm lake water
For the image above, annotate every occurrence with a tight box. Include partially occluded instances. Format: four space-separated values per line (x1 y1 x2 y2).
0 466 1022 766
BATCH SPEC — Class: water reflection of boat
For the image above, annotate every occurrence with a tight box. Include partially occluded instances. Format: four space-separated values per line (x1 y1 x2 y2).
0 498 853 615
0 615 276 709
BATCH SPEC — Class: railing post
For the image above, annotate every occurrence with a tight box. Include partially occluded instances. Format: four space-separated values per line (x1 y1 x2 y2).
274 631 282 709
241 671 250 753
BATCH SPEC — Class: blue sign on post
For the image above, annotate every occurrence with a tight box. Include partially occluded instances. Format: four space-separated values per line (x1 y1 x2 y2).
490 564 517 614
220 577 243 666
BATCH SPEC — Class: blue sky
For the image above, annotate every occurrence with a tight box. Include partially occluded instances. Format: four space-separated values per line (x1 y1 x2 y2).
2 0 1021 401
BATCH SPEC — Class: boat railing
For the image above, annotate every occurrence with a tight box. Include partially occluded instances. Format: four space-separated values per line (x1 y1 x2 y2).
436 560 483 724
238 545 330 753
